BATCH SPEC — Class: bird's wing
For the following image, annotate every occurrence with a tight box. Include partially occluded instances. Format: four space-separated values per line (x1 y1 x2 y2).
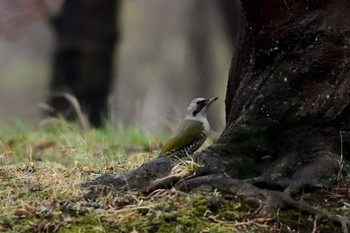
160 120 204 155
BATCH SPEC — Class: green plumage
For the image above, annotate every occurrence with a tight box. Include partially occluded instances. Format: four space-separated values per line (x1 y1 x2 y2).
159 119 206 158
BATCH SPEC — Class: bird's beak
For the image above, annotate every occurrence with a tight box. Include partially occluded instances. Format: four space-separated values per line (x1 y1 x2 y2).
206 97 218 105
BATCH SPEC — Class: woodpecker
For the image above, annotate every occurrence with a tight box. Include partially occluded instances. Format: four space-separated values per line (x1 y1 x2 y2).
159 97 218 158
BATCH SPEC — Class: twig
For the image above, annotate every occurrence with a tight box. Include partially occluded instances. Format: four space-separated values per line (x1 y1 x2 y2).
311 215 317 233
337 131 345 184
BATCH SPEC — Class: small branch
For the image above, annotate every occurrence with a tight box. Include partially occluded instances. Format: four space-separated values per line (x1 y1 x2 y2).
337 131 345 184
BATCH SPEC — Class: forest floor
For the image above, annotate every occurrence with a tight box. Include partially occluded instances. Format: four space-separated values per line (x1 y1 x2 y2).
0 120 349 233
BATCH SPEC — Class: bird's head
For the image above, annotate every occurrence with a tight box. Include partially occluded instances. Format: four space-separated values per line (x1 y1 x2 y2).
185 97 218 120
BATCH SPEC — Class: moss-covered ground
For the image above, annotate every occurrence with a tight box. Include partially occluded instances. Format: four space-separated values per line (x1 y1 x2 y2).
0 120 349 232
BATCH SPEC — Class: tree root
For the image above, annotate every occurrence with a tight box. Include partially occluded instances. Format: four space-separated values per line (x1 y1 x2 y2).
82 151 349 232
245 147 341 197
174 174 349 233
82 157 178 191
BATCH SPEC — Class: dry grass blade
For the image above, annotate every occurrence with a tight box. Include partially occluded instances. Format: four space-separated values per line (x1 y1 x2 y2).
170 158 202 178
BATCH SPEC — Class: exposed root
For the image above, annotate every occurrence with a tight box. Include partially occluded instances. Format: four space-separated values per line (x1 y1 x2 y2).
82 157 178 191
246 148 341 197
83 147 349 232
146 159 202 192
175 174 349 233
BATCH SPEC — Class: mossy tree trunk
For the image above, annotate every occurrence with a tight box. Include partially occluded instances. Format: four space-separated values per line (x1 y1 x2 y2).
219 0 350 191
84 0 350 229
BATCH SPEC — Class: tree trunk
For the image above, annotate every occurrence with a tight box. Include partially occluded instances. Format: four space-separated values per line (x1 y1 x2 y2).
83 0 350 229
47 0 119 127
221 0 350 190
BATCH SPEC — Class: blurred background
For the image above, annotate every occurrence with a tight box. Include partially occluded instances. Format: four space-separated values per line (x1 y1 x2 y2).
0 0 238 134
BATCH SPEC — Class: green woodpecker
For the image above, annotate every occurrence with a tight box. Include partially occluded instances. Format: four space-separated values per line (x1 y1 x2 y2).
159 97 218 158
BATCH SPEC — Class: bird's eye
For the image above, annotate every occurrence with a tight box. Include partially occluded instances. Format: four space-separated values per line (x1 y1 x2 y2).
196 100 205 105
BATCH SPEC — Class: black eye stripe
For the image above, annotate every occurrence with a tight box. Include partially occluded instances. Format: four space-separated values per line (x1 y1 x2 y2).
196 100 206 105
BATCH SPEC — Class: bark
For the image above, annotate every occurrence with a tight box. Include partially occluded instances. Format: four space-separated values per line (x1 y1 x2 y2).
83 0 350 231
221 0 350 190
47 0 120 127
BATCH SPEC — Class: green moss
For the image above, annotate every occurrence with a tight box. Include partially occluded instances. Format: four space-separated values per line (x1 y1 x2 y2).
58 214 104 233
102 211 155 233
216 201 243 221
219 128 273 158
147 194 249 233
217 128 274 178
152 196 211 232
0 214 15 227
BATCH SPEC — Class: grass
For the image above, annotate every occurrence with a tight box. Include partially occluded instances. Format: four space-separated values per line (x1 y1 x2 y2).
0 120 156 232
0 120 349 232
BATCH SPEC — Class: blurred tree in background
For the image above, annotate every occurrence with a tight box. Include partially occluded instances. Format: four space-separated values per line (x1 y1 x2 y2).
0 0 237 133
47 0 120 127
